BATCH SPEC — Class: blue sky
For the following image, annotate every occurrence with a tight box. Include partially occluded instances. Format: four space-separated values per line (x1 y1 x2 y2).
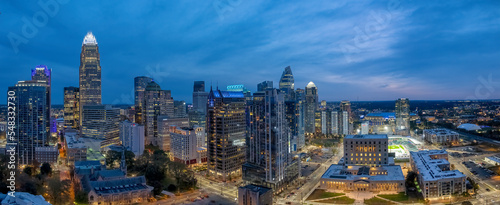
1 0 499 104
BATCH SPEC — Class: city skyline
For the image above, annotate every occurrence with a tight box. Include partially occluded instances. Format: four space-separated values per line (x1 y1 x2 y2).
1 1 499 104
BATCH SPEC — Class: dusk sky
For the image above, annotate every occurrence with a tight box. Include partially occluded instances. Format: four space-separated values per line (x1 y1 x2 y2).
1 1 499 104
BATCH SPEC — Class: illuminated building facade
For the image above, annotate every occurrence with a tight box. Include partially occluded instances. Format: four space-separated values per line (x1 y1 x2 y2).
143 81 174 146
64 86 80 129
243 88 299 193
31 65 51 135
410 150 466 199
134 76 153 124
320 135 405 193
304 82 318 134
79 32 102 127
207 87 246 181
81 105 120 148
8 80 49 165
395 98 410 135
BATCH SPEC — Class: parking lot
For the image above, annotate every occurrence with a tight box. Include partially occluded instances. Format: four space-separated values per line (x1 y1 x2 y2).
463 161 496 179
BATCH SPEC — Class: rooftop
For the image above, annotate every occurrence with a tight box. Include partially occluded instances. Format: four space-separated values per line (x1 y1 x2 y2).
345 134 388 140
424 128 459 136
240 184 272 195
321 164 405 181
410 150 466 181
83 32 97 45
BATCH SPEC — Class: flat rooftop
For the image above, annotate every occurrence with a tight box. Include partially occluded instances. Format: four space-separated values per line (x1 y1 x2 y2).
345 134 388 140
410 150 465 181
424 128 459 136
321 164 404 181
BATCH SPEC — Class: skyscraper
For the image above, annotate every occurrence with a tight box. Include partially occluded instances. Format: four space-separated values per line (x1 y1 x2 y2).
143 81 174 146
9 81 49 164
279 66 294 101
207 87 246 181
395 98 410 135
192 81 208 115
295 88 306 149
304 81 318 134
193 81 205 92
243 88 298 192
340 100 352 135
79 32 102 127
64 87 80 129
174 100 187 118
134 76 153 124
257 81 273 92
31 65 51 134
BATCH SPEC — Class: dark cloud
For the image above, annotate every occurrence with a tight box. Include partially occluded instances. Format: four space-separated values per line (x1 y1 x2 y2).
0 0 499 104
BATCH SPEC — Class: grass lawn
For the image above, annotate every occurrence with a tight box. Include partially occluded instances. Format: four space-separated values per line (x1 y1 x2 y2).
316 196 355 204
306 189 344 200
378 192 409 202
364 197 395 205
388 145 406 150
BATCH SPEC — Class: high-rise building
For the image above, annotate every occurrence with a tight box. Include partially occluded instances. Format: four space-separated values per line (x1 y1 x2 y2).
304 82 318 134
170 126 199 165
119 120 145 157
79 32 102 129
395 98 410 135
192 81 209 115
243 88 298 192
81 105 120 148
193 81 205 92
64 87 80 129
157 116 189 151
279 66 294 101
143 81 174 146
257 81 273 92
331 110 339 135
295 88 305 149
342 111 349 135
8 80 49 165
188 110 206 128
134 76 153 124
339 101 352 135
207 87 246 181
31 65 51 135
174 100 187 118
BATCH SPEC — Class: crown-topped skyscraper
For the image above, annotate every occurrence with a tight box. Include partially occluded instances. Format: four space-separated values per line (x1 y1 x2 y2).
79 32 102 127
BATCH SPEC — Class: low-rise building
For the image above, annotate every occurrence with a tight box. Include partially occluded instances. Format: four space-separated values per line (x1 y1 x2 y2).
64 129 87 165
320 164 405 192
410 150 466 199
0 192 51 205
485 155 500 166
35 146 59 164
423 129 459 146
238 184 273 205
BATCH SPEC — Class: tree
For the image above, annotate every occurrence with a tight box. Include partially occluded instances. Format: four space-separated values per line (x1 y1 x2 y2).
23 166 34 176
151 181 163 195
105 150 121 169
40 163 52 176
45 177 70 205
406 171 417 188
75 190 88 204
